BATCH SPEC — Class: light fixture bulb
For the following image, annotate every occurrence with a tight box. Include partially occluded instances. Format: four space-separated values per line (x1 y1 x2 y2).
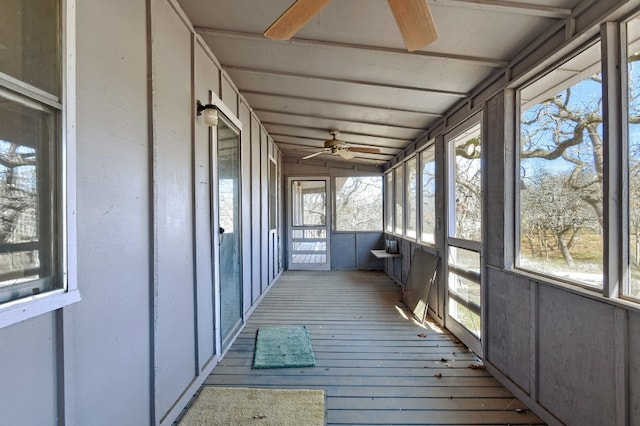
203 107 218 127
196 100 219 127
464 142 475 156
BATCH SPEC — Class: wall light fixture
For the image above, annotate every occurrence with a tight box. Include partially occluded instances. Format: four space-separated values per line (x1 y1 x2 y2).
196 100 218 127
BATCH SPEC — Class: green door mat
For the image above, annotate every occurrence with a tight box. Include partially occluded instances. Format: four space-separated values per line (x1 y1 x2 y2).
252 325 316 369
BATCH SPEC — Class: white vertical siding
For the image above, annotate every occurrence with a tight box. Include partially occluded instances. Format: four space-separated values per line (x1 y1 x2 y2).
0 313 57 424
193 39 217 373
73 0 152 423
151 0 196 418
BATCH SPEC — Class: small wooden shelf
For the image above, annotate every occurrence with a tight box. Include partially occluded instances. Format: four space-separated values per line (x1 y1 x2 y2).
371 249 401 258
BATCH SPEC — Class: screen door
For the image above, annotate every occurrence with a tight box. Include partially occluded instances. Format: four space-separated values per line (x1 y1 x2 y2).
287 177 330 271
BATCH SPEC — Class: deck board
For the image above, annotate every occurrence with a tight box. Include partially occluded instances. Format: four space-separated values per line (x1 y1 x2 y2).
203 271 545 425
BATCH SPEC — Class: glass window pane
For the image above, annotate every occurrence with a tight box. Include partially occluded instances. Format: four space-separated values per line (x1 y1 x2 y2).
394 166 403 235
518 42 603 288
0 95 58 303
406 157 417 239
385 172 393 232
421 146 436 244
628 17 640 299
335 176 382 231
291 180 326 226
449 125 482 241
0 0 61 96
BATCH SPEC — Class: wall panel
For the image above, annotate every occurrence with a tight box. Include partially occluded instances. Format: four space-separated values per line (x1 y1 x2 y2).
74 0 152 423
332 233 357 270
630 311 640 425
484 94 507 267
152 0 196 417
260 130 269 292
239 102 253 313
401 239 412 284
356 233 385 270
0 314 57 425
485 269 532 392
537 285 617 425
251 116 262 303
193 41 217 370
221 74 238 118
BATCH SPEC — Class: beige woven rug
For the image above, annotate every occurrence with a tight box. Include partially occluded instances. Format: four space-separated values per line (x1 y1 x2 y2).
178 387 325 425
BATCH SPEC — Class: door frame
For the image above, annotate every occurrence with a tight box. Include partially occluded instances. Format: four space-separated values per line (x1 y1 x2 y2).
443 114 484 357
286 176 331 271
209 98 244 355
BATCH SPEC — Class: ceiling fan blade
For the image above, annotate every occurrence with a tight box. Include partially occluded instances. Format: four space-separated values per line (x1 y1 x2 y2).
302 150 327 160
338 149 355 160
348 147 381 154
264 0 331 40
387 0 438 51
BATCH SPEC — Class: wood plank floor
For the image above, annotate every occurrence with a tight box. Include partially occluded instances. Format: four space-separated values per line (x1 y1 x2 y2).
204 271 544 425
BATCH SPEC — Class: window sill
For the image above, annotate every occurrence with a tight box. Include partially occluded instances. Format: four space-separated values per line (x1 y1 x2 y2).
0 289 81 329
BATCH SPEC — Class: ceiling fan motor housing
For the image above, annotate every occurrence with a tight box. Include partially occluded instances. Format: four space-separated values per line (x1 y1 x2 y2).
324 139 347 149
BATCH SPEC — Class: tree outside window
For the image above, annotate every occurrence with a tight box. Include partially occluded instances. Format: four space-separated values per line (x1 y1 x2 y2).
335 176 382 232
518 42 603 288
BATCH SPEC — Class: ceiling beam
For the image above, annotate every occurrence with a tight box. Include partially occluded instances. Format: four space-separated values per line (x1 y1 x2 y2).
262 122 415 142
223 65 468 98
431 0 572 18
252 108 428 131
274 137 402 154
268 133 406 151
243 90 443 117
195 27 508 68
279 144 394 158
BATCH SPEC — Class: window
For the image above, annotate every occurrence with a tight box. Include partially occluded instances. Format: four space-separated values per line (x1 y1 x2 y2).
420 145 436 244
385 171 393 232
518 42 603 288
394 165 404 235
0 0 77 325
627 17 640 299
449 126 482 242
406 157 417 239
335 176 383 231
0 99 58 304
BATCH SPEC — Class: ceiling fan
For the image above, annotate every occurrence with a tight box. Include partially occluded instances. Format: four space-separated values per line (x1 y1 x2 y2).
302 131 381 160
264 0 438 52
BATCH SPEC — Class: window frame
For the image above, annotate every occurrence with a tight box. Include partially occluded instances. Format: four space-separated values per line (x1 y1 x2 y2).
333 175 383 233
384 170 394 233
501 18 640 310
405 155 418 240
418 142 437 246
622 16 640 303
513 38 605 292
0 0 79 328
394 164 404 236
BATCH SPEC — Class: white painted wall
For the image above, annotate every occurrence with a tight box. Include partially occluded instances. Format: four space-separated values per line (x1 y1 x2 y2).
0 0 282 424
71 0 152 423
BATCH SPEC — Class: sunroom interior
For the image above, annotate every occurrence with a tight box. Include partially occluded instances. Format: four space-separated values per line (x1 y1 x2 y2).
2 0 640 425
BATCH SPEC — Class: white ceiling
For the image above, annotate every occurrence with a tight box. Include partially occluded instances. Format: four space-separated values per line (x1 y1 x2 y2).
178 0 584 167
